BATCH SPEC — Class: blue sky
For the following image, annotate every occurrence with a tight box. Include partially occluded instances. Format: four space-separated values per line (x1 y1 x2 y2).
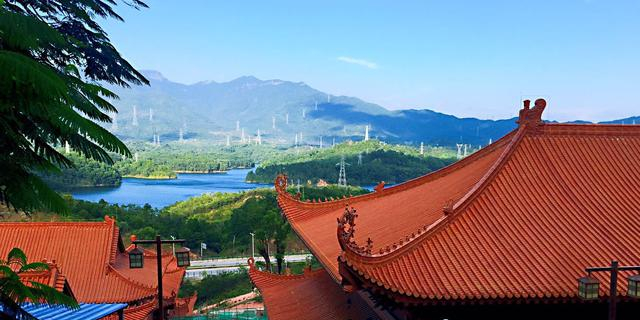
102 0 640 121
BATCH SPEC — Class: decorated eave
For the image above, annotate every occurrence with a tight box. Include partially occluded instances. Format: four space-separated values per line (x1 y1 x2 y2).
333 99 640 305
247 258 382 320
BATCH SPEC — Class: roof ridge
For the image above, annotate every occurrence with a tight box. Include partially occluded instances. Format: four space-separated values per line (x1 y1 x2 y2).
105 264 157 292
247 257 324 285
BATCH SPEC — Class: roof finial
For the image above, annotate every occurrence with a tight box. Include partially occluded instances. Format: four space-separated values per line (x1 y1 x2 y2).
517 98 546 127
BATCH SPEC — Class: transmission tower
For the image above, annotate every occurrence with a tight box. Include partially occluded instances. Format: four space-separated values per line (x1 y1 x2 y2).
294 133 298 146
337 155 349 187
319 136 323 148
111 113 118 131
302 108 306 119
179 128 184 143
149 108 153 121
463 144 468 157
364 125 370 141
420 142 424 155
285 113 289 125
241 128 245 143
456 144 463 159
272 116 276 129
314 101 318 111
357 153 362 165
65 141 70 154
256 130 262 145
236 121 240 131
226 135 231 146
132 105 138 126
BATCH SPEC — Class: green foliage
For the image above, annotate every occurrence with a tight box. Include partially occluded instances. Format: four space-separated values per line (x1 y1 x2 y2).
39 152 122 190
0 0 147 213
179 269 252 307
248 140 456 185
0 247 78 319
114 159 176 179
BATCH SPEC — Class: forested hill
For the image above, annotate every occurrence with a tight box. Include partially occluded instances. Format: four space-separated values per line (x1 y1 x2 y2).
247 140 457 186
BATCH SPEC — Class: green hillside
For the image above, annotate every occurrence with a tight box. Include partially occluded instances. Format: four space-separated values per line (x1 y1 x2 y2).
247 140 457 185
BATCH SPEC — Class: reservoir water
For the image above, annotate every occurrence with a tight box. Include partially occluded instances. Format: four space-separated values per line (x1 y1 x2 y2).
71 168 270 208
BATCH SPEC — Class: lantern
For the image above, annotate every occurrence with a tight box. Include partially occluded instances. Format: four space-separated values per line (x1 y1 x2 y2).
129 246 144 269
578 276 600 300
175 247 191 267
628 275 640 298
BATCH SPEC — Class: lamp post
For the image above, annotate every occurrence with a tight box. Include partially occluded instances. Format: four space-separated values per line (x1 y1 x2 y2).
578 260 640 320
129 235 190 320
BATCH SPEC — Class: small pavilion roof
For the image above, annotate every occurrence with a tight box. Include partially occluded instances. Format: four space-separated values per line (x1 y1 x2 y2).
247 258 381 320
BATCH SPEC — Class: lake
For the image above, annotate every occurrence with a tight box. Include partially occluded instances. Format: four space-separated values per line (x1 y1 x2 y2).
71 168 270 208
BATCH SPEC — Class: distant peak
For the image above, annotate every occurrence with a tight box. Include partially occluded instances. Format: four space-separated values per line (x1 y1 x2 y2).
231 75 261 83
140 70 167 82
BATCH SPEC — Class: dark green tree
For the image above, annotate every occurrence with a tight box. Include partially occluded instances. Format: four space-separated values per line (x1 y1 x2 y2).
0 0 148 213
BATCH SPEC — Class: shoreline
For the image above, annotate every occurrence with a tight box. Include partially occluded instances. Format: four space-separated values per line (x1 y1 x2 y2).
122 174 177 180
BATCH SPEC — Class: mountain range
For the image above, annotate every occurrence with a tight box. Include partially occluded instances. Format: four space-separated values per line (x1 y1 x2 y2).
105 71 639 147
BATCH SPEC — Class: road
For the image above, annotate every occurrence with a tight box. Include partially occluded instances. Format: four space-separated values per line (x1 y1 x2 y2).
185 254 313 280
189 254 312 268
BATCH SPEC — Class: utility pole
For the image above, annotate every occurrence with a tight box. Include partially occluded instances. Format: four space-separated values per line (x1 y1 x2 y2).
249 232 255 258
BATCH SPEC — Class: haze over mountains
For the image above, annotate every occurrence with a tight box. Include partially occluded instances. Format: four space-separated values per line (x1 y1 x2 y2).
106 71 639 147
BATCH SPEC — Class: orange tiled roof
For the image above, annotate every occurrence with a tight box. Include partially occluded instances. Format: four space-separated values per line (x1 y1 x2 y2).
18 261 69 294
247 258 380 320
335 99 640 303
0 217 184 306
172 293 197 317
276 126 513 281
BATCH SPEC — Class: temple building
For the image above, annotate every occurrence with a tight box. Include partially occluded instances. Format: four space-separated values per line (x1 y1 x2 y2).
0 216 195 319
250 99 640 319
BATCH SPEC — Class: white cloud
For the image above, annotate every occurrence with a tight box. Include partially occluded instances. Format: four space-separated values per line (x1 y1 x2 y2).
337 56 378 69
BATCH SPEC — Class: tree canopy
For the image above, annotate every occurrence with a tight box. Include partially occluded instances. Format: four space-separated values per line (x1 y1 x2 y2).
0 0 147 213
